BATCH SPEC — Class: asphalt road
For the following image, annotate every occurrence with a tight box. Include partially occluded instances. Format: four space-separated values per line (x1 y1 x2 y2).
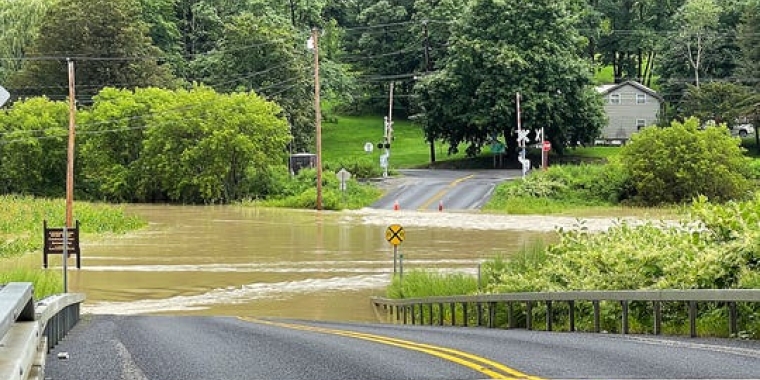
370 169 521 211
46 315 760 380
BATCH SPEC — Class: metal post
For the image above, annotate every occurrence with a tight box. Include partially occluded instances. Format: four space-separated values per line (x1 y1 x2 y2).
568 301 575 332
488 302 496 328
621 301 629 334
728 302 738 337
62 226 68 293
654 301 662 335
526 301 533 330
393 245 397 274
593 301 601 333
399 253 404 279
546 301 553 331
689 301 697 338
66 59 76 229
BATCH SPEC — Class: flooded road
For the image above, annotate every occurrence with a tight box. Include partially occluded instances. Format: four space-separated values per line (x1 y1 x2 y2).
62 205 567 322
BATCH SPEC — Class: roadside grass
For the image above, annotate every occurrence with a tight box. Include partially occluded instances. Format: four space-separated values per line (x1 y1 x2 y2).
0 195 147 297
482 195 679 219
0 263 62 299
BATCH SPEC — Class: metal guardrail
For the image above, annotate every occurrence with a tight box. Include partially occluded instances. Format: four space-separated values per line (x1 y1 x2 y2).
371 289 760 338
0 283 85 380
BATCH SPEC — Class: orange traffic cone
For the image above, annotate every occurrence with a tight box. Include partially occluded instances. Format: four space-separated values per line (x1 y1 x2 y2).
393 200 400 211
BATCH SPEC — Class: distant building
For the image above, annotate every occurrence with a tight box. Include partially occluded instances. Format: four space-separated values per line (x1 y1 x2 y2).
596 81 664 142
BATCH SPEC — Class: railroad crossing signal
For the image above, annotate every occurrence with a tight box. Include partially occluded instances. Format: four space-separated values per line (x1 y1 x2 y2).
516 129 530 147
385 224 405 246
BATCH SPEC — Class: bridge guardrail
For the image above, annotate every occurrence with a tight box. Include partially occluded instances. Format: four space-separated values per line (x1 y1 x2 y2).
0 283 85 380
371 289 760 338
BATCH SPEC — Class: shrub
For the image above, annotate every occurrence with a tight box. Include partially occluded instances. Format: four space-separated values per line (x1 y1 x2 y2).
618 117 752 205
324 157 384 179
253 167 382 210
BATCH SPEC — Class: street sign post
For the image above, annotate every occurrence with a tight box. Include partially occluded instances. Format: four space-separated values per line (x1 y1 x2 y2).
385 224 405 274
0 86 10 107
337 168 351 204
542 140 551 170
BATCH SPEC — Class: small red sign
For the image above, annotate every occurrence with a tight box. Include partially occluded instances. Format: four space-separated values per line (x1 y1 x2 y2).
542 141 551 152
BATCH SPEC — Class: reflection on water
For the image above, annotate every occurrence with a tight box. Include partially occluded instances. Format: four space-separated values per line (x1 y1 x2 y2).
59 205 556 322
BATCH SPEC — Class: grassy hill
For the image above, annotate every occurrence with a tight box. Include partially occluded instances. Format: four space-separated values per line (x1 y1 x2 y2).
321 115 474 169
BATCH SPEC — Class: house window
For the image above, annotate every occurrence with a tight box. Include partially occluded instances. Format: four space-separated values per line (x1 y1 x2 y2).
636 119 647 130
609 94 621 104
636 94 646 104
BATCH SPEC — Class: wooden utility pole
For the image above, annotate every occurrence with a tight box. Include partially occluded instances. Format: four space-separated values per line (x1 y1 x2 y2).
423 21 435 164
312 28 323 211
66 59 76 228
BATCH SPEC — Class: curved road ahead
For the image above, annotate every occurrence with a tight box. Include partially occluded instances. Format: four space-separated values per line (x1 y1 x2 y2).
370 169 521 211
47 316 760 379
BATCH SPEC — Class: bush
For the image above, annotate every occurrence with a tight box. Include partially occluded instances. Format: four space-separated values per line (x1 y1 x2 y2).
252 167 382 210
491 163 631 209
324 157 384 179
618 117 752 205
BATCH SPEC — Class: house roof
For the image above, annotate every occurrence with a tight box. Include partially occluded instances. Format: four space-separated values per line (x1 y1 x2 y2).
596 80 664 102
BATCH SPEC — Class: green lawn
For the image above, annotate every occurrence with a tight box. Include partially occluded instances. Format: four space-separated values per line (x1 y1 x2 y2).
321 115 760 169
321 115 470 169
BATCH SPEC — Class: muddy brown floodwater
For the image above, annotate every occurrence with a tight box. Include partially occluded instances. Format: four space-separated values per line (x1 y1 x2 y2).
52 205 615 322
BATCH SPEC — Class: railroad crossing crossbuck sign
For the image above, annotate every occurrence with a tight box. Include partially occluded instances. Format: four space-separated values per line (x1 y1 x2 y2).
385 224 405 246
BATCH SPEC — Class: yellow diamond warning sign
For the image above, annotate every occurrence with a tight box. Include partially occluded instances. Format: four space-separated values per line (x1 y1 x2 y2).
385 224 405 246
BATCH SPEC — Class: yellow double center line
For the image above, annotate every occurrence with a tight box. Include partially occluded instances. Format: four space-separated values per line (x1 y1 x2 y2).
241 318 542 380
417 174 474 210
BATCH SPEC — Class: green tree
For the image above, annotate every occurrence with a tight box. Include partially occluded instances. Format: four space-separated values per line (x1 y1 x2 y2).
673 0 724 87
138 0 185 77
346 0 419 115
736 0 760 90
136 86 291 203
8 0 175 102
618 117 751 205
78 87 176 201
414 0 606 157
194 13 314 152
0 0 53 83
0 97 69 195
594 0 684 86
678 82 755 126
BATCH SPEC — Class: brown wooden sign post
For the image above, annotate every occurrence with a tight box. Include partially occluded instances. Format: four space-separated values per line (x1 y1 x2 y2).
43 220 81 269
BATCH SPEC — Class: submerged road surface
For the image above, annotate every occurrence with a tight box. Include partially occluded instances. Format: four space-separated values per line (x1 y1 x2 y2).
47 316 760 379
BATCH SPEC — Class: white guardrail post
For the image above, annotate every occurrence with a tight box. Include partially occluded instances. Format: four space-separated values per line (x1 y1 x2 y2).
0 283 85 380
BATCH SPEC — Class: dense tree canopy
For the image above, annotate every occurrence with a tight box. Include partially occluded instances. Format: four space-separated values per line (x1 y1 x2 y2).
415 0 606 157
0 97 69 195
0 86 290 203
193 13 314 152
8 0 176 102
736 0 760 90
0 0 53 83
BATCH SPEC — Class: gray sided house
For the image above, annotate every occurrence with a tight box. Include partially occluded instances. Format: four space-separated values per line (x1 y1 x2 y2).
596 81 664 142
